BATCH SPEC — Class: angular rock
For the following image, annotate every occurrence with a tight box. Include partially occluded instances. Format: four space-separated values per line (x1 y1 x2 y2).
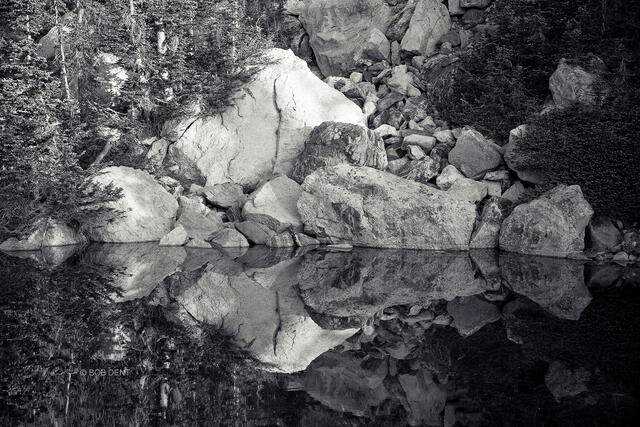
87 167 178 242
448 0 464 15
374 124 400 139
377 92 405 112
460 0 492 7
203 183 246 208
447 296 500 336
502 180 526 204
445 177 488 203
404 134 436 152
436 164 465 190
398 370 447 426
297 164 477 249
295 0 393 76
266 233 296 248
242 176 303 232
293 233 321 247
208 228 250 248
159 225 189 247
448 127 503 178
406 145 426 160
291 122 387 183
166 49 363 187
401 0 451 56
362 28 391 62
146 138 170 167
470 197 511 248
402 95 430 122
386 0 418 41
499 185 594 257
397 158 440 184
586 216 622 252
549 58 606 109
235 221 276 245
176 196 224 240
387 65 419 96
545 361 590 401
185 238 212 249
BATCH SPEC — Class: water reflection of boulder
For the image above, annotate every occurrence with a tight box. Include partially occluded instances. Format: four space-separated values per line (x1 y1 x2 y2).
298 249 489 321
1 244 84 267
500 253 592 320
167 253 358 373
81 243 187 302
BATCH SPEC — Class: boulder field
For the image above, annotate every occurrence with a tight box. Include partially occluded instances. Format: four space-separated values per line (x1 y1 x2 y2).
5 0 635 262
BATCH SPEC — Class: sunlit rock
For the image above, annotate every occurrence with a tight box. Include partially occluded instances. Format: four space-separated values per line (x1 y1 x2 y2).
86 167 178 243
499 253 592 320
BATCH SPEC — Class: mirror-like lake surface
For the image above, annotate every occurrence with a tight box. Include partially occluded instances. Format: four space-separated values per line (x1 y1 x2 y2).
1 244 639 426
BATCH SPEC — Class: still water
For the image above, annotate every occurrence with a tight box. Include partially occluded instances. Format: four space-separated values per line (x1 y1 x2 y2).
1 244 639 426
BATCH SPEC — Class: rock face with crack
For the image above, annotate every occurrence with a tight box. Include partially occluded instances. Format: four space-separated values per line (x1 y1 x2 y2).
165 49 364 187
297 164 477 249
290 0 393 76
401 0 451 57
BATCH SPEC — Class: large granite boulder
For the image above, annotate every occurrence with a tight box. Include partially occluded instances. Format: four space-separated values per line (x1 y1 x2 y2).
499 185 594 257
297 165 477 249
401 0 451 57
291 0 393 76
291 121 387 184
448 127 503 179
165 49 363 187
242 176 303 232
86 167 179 242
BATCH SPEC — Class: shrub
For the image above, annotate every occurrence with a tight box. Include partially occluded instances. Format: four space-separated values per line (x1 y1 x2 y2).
512 97 640 223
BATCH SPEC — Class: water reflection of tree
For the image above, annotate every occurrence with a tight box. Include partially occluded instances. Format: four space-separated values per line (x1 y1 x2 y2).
0 254 303 425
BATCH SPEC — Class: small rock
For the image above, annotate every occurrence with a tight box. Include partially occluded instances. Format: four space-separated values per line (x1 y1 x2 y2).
406 145 427 160
208 228 250 248
397 158 440 184
501 180 526 204
483 180 502 197
587 216 622 252
448 127 503 178
242 176 303 232
234 221 276 245
374 124 400 138
446 178 488 203
186 238 211 248
266 232 295 248
293 233 320 247
350 72 363 84
436 164 465 190
159 225 189 247
613 251 630 265
388 158 411 174
404 134 436 152
203 182 246 208
433 129 455 144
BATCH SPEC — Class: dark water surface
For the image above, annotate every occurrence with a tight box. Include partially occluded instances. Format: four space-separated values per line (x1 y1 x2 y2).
1 244 639 426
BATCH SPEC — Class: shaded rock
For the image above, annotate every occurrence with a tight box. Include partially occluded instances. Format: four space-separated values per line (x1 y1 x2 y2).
448 0 464 15
402 95 430 122
448 127 503 178
470 197 511 248
166 49 363 187
159 225 189 247
298 165 476 249
460 0 492 7
176 196 224 240
445 178 488 203
235 221 276 245
87 167 178 242
146 138 170 167
461 8 485 26
502 180 526 204
404 134 435 152
82 243 186 302
291 122 387 183
203 183 246 208
398 370 447 426
208 228 250 248
299 249 486 319
499 185 594 257
377 91 405 111
587 216 622 252
447 296 500 336
295 0 393 76
401 0 451 56
36 13 74 59
397 158 440 184
500 253 592 320
388 158 411 174
362 28 391 62
242 176 303 232
503 124 547 184
386 0 418 41
545 361 590 401
549 58 607 109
